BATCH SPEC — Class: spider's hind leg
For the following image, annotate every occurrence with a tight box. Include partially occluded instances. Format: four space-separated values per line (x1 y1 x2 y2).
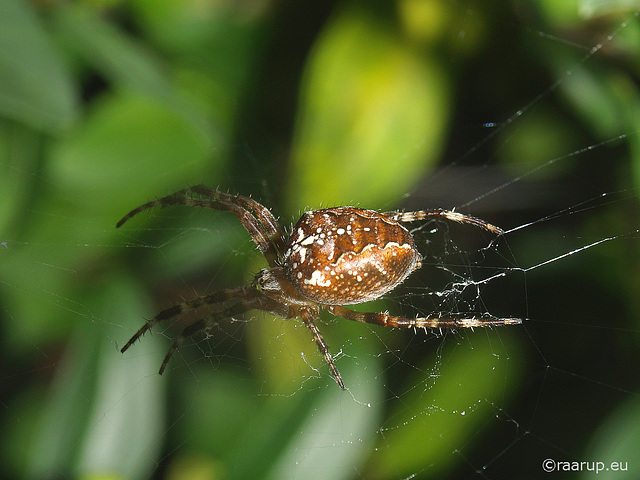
326 304 522 329
300 310 345 390
159 319 207 374
120 286 255 354
156 299 263 374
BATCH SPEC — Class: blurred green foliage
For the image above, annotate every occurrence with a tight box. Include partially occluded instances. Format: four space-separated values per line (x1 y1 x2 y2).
0 0 639 479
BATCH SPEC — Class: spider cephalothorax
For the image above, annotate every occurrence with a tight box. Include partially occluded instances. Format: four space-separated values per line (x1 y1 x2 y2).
119 186 520 389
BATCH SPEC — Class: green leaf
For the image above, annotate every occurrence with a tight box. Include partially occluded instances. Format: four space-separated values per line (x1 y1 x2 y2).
287 6 450 210
583 396 640 479
264 371 383 480
0 123 42 236
366 333 522 479
25 324 101 479
609 74 640 196
47 91 216 221
240 311 384 479
228 321 384 480
174 370 258 462
0 0 78 132
52 3 218 145
556 61 625 139
578 0 640 19
75 275 165 480
26 273 166 479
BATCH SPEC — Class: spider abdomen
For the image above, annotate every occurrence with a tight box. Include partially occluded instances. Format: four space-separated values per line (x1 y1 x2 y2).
283 207 420 305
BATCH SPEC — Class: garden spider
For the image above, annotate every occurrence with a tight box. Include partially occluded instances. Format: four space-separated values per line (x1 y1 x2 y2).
118 186 521 389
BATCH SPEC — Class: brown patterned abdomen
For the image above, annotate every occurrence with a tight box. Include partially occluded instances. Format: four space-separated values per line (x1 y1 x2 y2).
283 207 420 304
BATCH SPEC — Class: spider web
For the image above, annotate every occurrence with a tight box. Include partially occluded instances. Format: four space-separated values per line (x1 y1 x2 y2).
1 2 639 480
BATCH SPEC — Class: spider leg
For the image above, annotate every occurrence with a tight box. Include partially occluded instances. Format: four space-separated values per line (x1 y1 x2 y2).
159 318 206 374
158 300 260 374
300 310 345 389
189 186 286 255
325 304 522 328
385 210 503 235
116 186 285 266
120 286 257 354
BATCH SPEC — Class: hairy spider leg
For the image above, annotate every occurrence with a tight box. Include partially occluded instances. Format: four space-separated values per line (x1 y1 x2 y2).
116 186 284 266
188 185 287 258
385 210 504 235
120 286 257 354
300 311 345 389
158 299 261 375
156 292 307 376
325 305 522 328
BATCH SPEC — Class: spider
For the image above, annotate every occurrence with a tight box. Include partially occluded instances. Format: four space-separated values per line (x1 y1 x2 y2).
118 185 521 389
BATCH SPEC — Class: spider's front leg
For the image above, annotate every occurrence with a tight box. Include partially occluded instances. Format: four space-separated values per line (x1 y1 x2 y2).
386 209 504 235
116 186 285 267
